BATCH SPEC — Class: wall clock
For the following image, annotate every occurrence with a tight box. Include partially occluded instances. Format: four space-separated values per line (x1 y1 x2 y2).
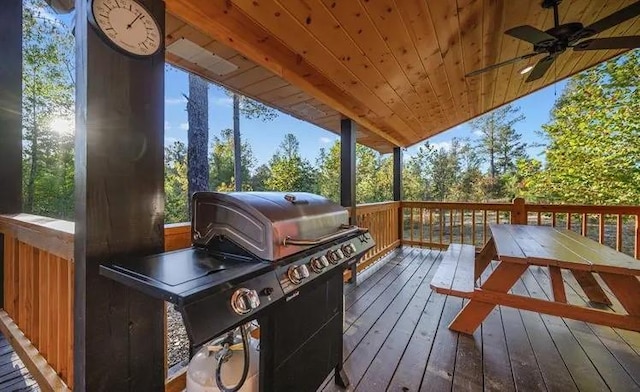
87 0 162 58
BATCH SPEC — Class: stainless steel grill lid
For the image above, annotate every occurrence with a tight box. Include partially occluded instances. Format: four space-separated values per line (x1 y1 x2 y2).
191 192 351 261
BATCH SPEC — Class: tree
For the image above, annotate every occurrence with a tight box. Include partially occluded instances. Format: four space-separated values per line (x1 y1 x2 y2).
428 140 461 201
265 134 317 192
316 143 341 202
209 129 256 191
524 51 640 205
164 141 189 223
249 164 271 191
186 74 209 210
470 104 525 179
22 0 75 218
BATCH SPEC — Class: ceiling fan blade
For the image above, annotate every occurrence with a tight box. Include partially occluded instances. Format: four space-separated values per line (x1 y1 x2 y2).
505 25 556 45
583 1 640 35
525 55 556 83
466 52 539 77
574 36 640 51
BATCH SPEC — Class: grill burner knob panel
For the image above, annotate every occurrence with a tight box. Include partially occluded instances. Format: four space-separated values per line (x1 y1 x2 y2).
342 243 356 256
327 250 341 264
231 288 260 315
310 256 330 273
288 264 310 284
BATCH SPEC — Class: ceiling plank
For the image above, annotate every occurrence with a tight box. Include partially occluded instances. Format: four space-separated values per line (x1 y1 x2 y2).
166 0 407 147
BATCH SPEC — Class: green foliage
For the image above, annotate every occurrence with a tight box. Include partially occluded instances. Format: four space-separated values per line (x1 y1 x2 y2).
265 134 318 192
470 104 526 180
165 141 189 223
522 51 640 205
209 129 256 191
22 0 75 219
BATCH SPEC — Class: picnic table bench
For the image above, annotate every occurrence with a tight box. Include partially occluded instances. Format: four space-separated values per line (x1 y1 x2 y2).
430 224 640 335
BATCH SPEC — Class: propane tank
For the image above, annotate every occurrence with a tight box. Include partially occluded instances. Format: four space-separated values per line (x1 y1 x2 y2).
186 327 260 392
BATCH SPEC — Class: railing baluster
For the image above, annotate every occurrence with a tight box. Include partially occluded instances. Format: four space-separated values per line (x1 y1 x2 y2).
460 209 465 245
537 212 541 226
581 213 588 236
471 210 476 247
599 213 605 244
440 208 444 246
617 214 623 252
410 208 414 244
449 209 453 244
496 210 500 224
552 212 556 227
429 209 433 246
567 213 572 230
419 207 424 247
483 210 487 244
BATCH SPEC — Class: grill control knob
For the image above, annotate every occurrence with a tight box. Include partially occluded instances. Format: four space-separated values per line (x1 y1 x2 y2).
310 256 330 273
288 264 310 284
231 288 260 315
327 250 341 264
342 243 356 256
335 248 345 260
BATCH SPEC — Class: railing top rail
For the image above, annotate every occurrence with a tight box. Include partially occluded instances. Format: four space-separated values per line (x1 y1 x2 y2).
524 204 640 215
0 213 74 236
401 201 515 211
0 214 74 260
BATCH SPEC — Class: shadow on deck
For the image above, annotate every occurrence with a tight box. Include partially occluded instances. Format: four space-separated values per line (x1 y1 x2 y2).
0 334 39 391
321 247 640 392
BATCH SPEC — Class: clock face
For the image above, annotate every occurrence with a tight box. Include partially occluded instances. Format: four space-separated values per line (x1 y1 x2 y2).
89 0 162 57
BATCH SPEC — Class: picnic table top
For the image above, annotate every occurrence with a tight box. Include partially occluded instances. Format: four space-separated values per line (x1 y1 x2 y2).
489 224 640 275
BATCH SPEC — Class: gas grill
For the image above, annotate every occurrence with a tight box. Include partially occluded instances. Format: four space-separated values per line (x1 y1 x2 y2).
100 191 375 392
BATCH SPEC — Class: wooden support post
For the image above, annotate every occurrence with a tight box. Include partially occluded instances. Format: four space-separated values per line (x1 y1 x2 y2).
393 147 403 244
341 118 357 283
0 1 23 308
341 118 356 223
511 197 527 225
74 0 166 390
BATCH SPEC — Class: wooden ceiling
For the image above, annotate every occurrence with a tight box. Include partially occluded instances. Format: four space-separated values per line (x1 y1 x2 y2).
165 0 640 153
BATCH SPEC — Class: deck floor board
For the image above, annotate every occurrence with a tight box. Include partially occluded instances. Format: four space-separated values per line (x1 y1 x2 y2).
0 334 39 391
321 248 640 392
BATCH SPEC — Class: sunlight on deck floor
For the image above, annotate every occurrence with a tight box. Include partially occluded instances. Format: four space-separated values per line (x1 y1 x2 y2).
0 334 39 391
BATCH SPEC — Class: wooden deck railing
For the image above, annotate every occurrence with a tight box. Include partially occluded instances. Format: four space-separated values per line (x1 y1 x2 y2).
402 198 640 259
0 214 74 390
2 198 638 390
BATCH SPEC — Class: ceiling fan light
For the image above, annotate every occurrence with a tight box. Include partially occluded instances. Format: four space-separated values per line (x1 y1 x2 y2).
519 65 535 74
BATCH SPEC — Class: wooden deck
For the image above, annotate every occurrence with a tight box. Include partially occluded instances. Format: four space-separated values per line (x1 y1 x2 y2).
0 334 39 391
322 247 640 392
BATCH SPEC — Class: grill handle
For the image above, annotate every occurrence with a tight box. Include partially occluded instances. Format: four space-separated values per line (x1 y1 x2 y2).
283 225 366 247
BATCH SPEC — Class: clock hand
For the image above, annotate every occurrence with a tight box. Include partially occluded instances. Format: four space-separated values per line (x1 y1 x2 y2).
126 14 143 30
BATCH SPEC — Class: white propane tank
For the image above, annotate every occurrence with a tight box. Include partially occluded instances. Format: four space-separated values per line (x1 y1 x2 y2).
186 329 260 392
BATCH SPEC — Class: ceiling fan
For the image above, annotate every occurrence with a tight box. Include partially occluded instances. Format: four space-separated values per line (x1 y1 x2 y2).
466 0 640 82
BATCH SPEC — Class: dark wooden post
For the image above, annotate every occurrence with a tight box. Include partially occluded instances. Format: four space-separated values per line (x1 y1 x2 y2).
74 0 166 390
340 118 357 220
0 0 23 307
393 147 403 243
341 118 357 282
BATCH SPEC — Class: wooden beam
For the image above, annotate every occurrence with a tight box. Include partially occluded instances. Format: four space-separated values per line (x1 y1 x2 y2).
165 0 405 147
73 0 166 390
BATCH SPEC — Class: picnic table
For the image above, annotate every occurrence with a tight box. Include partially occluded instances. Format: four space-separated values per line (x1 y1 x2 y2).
431 224 640 335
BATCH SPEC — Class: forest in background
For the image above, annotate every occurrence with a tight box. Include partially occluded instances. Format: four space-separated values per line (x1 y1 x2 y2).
21 0 640 224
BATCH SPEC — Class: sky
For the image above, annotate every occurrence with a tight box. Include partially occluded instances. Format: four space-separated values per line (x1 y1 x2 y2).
165 64 567 168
